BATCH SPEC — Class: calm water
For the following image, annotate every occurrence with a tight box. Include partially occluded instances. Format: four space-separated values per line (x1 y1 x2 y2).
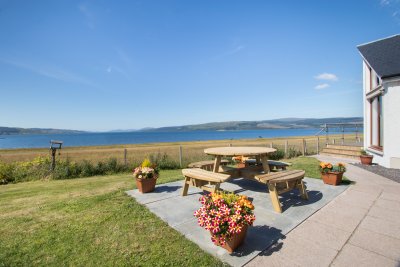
0 129 323 149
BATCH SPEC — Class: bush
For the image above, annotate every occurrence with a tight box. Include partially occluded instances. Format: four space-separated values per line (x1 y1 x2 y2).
286 147 302 159
268 148 285 160
149 153 180 170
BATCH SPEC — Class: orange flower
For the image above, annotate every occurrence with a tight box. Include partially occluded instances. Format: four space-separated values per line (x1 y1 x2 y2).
327 164 332 169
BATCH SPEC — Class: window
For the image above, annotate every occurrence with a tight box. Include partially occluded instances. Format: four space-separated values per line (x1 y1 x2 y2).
370 95 383 150
367 66 383 150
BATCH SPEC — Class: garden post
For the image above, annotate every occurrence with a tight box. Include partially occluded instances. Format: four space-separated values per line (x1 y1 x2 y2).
317 137 320 155
179 145 183 168
302 139 305 156
124 149 127 165
284 140 288 158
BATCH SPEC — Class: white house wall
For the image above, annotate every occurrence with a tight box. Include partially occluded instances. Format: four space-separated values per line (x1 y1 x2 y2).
383 79 400 168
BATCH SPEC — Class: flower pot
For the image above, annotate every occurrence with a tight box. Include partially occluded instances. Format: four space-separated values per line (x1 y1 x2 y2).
215 225 248 253
360 155 373 165
321 172 343 186
136 177 157 193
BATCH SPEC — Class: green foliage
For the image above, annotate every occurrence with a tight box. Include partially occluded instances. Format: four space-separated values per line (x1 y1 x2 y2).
268 148 285 160
360 149 368 155
149 153 180 170
286 147 303 159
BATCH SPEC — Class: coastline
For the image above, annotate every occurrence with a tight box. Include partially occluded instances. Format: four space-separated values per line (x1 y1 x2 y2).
0 133 358 164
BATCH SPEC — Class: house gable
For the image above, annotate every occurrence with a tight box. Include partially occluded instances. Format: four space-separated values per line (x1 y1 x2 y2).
357 34 400 79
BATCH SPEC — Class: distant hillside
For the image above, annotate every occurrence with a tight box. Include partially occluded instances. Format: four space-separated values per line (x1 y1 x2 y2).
0 127 85 135
140 117 363 132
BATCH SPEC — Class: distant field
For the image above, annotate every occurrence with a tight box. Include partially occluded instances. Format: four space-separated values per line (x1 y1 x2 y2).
0 134 361 165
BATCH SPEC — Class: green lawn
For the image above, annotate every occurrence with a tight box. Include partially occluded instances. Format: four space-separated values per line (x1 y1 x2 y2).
286 156 352 183
0 170 225 266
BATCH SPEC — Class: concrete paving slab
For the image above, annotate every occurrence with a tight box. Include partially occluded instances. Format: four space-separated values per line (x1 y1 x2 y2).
126 176 348 266
349 228 400 261
289 220 351 250
374 197 400 212
380 191 400 202
250 234 338 267
309 201 368 233
360 215 400 239
367 204 400 224
331 244 398 267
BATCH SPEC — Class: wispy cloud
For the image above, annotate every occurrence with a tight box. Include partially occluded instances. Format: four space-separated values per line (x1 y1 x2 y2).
78 3 95 29
224 45 245 56
210 44 245 61
381 0 391 6
106 65 129 78
315 83 330 90
314 73 338 81
0 58 96 86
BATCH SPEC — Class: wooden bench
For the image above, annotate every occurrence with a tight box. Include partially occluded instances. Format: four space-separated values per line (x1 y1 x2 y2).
188 160 229 171
244 159 291 170
181 168 231 196
187 160 240 177
254 170 308 213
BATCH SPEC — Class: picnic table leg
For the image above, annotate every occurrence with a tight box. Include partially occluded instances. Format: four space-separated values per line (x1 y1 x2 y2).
260 154 270 173
297 180 309 200
267 183 282 213
213 156 222 173
182 176 190 196
255 155 261 164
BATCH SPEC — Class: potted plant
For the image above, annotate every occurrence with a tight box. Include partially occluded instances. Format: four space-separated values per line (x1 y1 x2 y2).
360 149 374 165
319 162 346 186
133 159 159 193
194 191 255 253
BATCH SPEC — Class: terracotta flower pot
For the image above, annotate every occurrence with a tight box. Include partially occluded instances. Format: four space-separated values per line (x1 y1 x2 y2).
215 224 248 253
321 172 343 186
360 155 373 165
136 176 157 193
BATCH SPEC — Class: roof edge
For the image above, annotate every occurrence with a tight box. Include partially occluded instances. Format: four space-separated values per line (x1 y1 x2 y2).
357 34 400 48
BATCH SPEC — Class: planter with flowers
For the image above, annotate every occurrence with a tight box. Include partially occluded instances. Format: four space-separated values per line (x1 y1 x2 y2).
360 149 374 165
194 191 255 253
133 159 159 193
319 162 346 186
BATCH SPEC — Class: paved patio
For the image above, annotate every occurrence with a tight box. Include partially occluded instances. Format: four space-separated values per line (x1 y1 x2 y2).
127 170 348 266
246 155 400 267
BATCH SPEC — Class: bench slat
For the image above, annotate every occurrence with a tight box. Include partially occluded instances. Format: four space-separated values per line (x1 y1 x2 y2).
255 170 305 183
182 168 231 183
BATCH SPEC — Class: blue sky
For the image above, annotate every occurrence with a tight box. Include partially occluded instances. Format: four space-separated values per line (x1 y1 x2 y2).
0 0 399 131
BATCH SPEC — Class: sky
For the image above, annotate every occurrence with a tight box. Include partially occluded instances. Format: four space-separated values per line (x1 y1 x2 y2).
0 0 399 131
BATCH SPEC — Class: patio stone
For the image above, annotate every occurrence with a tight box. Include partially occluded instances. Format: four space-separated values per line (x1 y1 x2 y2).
331 244 398 267
126 176 349 266
349 228 400 261
359 215 400 239
380 191 400 202
288 220 351 250
373 197 400 212
367 204 400 223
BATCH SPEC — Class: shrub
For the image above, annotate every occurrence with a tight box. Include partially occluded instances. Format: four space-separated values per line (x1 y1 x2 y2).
268 148 285 160
149 153 180 170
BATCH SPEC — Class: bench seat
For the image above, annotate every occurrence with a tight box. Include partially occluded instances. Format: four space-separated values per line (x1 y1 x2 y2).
181 168 231 196
239 168 308 213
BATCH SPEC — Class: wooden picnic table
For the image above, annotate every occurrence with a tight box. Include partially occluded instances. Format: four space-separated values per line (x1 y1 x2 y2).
204 146 276 174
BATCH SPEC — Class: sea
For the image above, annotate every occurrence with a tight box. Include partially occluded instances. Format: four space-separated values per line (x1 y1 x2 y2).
0 128 324 149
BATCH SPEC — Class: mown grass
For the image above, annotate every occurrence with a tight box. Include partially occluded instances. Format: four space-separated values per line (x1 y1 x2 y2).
0 170 225 266
287 156 352 184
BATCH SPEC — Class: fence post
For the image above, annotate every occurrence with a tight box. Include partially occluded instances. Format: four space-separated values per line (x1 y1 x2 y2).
270 142 273 148
284 140 288 157
179 145 183 168
124 149 127 165
229 143 232 147
302 139 306 156
317 137 320 155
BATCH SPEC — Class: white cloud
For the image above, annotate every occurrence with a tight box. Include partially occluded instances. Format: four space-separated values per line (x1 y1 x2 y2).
315 83 330 90
314 73 338 81
381 0 391 6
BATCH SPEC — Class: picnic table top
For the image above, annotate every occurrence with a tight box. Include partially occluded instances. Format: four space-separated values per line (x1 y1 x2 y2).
204 146 277 157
